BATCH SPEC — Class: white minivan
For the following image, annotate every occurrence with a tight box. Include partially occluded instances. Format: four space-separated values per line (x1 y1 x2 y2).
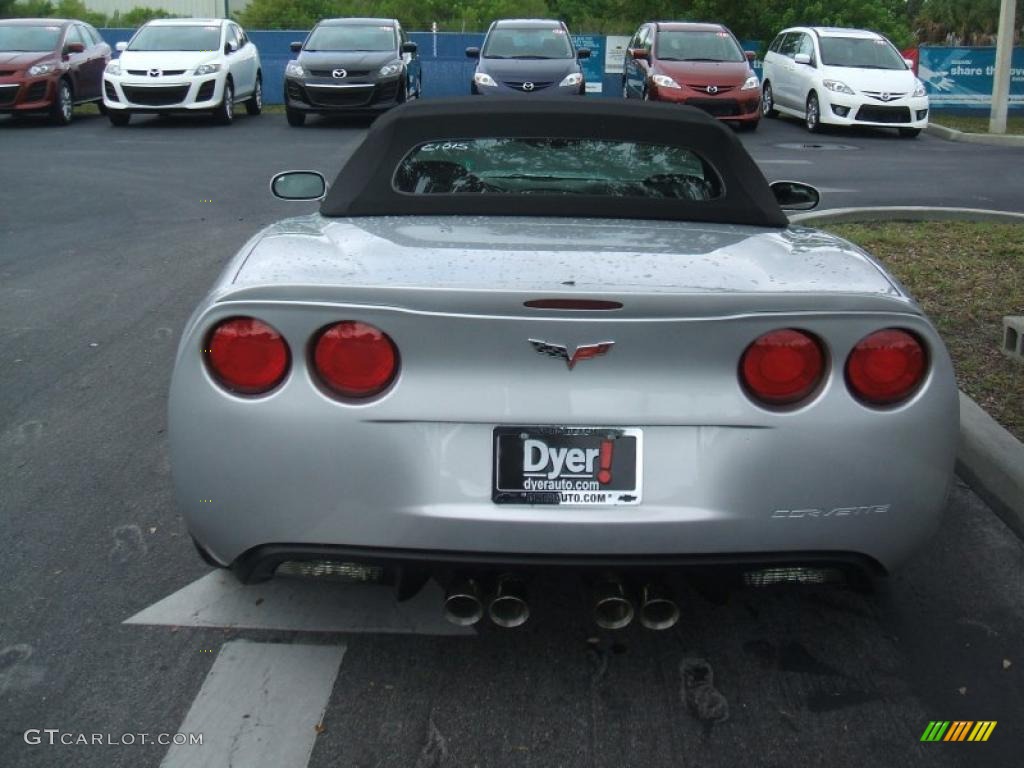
761 27 928 137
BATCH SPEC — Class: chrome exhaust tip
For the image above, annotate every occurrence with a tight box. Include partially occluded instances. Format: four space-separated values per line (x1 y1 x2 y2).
488 573 530 628
592 575 634 630
443 577 484 626
639 583 680 630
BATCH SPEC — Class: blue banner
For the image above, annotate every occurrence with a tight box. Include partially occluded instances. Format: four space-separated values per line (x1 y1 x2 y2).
919 46 1024 110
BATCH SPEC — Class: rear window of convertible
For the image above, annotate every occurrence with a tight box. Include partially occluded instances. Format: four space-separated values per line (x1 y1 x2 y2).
392 138 723 201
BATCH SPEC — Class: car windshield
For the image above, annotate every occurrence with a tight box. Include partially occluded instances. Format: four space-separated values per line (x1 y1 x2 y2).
483 28 573 59
127 25 222 52
394 137 722 200
819 36 906 69
0 25 61 52
656 30 744 62
305 24 396 52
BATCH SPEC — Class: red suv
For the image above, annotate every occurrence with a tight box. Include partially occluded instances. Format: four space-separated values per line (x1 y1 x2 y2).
623 22 761 130
0 18 110 125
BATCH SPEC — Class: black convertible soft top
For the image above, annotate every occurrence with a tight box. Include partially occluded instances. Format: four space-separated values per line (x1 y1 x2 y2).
320 98 788 228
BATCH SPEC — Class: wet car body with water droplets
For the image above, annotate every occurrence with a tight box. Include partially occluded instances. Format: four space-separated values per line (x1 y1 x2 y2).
168 99 958 626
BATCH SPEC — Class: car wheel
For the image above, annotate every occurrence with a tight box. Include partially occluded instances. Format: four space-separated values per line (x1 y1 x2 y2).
899 127 922 138
108 110 131 127
642 85 651 102
286 107 306 127
762 81 777 118
49 79 73 126
245 76 262 115
214 80 234 125
622 79 628 99
96 100 107 115
805 91 821 133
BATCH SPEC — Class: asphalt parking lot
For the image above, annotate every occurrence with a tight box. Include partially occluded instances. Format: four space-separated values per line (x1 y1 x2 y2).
2 109 1024 768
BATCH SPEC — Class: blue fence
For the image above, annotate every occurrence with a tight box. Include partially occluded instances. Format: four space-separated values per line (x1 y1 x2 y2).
98 29 763 105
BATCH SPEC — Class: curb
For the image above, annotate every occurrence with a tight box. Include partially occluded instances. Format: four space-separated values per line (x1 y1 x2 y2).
926 122 1024 147
794 205 1024 542
790 206 1024 225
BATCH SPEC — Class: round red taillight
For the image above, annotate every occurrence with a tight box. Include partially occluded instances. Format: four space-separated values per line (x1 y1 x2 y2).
846 329 926 406
741 329 825 407
313 321 399 399
205 317 290 395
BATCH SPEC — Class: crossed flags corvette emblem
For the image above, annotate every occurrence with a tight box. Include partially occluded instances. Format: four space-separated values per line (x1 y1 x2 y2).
529 339 615 369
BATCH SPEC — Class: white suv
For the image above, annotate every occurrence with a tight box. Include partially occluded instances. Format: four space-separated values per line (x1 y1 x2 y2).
103 18 261 126
761 27 928 137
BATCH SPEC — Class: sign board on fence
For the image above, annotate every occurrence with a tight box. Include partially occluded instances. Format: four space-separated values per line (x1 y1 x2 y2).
572 35 606 93
919 46 1024 108
604 36 631 75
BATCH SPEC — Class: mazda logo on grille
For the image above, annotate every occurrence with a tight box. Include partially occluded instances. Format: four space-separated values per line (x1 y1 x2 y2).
332 69 347 79
522 82 535 91
880 92 891 101
706 85 719 94
148 68 161 78
529 339 614 370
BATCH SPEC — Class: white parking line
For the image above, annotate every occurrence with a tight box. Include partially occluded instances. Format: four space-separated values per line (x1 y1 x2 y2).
125 571 472 636
160 640 345 768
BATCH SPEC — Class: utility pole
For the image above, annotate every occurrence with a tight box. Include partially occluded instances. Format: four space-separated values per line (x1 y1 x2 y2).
989 0 1017 133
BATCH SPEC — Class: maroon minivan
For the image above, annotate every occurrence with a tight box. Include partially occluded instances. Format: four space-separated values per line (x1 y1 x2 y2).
622 22 761 130
0 18 110 125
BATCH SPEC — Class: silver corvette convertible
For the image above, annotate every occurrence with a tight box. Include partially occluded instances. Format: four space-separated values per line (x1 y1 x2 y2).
169 99 958 628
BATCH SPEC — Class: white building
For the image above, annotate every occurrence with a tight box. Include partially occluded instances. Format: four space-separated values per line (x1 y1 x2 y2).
84 0 251 19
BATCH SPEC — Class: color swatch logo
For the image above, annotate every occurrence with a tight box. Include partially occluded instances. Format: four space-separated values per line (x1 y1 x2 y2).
920 721 997 742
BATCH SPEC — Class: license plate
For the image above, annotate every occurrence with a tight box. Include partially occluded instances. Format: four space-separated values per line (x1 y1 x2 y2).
492 427 642 505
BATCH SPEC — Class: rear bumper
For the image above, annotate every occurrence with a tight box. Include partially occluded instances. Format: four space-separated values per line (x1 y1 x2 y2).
228 542 886 584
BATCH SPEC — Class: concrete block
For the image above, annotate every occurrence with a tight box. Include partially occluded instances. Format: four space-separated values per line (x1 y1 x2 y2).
1003 316 1024 363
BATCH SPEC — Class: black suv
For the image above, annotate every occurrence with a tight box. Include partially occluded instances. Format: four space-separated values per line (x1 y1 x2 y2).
284 17 421 125
467 19 589 96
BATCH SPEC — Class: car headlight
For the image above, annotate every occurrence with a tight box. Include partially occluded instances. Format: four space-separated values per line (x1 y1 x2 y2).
559 72 583 87
28 61 59 77
823 79 855 95
741 74 759 91
379 62 403 77
651 74 681 90
194 62 222 76
105 60 121 76
474 72 497 87
913 79 927 97
285 61 304 78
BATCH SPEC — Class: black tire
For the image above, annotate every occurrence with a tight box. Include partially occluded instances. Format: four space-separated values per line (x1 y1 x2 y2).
286 107 306 127
108 110 131 127
762 81 777 118
739 119 759 132
899 127 921 138
805 91 821 133
642 84 651 102
245 75 262 115
622 78 629 99
214 80 234 125
96 99 107 115
49 79 73 126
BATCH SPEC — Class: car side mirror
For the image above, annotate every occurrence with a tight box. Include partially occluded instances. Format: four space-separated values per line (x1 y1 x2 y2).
770 181 820 211
577 48 591 59
224 41 237 55
465 46 480 59
116 41 128 52
290 41 302 53
271 171 327 201
794 52 812 65
628 48 649 61
65 42 86 54
402 41 418 54
745 50 756 62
